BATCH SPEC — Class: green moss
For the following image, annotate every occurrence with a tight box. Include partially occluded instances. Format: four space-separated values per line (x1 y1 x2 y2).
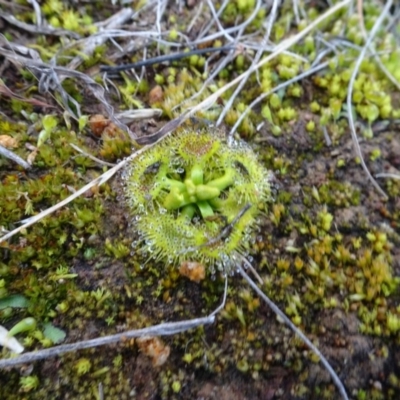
19 375 39 392
75 358 92 375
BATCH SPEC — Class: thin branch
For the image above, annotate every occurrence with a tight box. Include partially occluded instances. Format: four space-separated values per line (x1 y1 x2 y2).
0 272 229 368
0 41 134 138
346 0 393 200
356 0 400 91
210 274 228 317
155 0 168 43
0 144 31 169
64 8 135 74
36 66 82 119
237 262 349 400
27 0 41 27
369 48 400 91
0 12 80 38
322 126 332 147
60 29 182 53
240 254 263 285
0 79 55 108
115 109 162 123
187 2 204 33
100 45 235 73
218 0 281 131
171 48 236 112
228 61 329 139
0 148 143 243
69 144 115 167
178 204 252 256
0 315 216 369
357 0 367 39
189 0 262 46
292 0 301 25
196 0 229 41
375 173 400 180
205 0 237 43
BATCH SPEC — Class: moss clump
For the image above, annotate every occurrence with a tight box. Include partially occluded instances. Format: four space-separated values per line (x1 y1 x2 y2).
124 129 271 269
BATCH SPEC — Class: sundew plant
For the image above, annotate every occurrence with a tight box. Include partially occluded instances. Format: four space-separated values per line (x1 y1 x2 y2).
124 129 271 271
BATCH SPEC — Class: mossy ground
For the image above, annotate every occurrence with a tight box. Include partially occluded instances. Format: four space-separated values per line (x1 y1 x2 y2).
1 1 400 399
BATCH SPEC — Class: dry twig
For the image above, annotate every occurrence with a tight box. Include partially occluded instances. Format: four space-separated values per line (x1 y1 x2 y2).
228 61 329 138
0 275 228 369
0 12 80 38
237 260 349 400
69 143 115 168
64 8 134 73
217 0 281 129
346 0 393 200
0 144 31 170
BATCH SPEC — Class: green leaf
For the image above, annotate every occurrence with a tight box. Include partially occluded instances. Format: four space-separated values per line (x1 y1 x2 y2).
261 104 273 123
43 323 66 344
42 115 58 133
0 294 30 310
78 115 88 132
37 129 51 147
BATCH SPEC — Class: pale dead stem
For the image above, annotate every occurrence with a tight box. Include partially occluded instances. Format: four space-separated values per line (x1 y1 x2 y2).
155 0 168 50
0 12 80 38
375 173 400 180
27 0 41 27
195 0 230 41
357 0 367 39
237 258 349 400
0 144 31 169
357 0 400 91
0 274 227 369
172 47 307 113
346 0 394 200
63 8 135 74
194 0 263 46
172 0 273 111
216 0 281 127
228 61 329 138
68 143 115 168
0 144 148 243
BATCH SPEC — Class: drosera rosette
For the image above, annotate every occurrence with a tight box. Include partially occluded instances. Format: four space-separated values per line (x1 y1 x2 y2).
124 129 272 272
